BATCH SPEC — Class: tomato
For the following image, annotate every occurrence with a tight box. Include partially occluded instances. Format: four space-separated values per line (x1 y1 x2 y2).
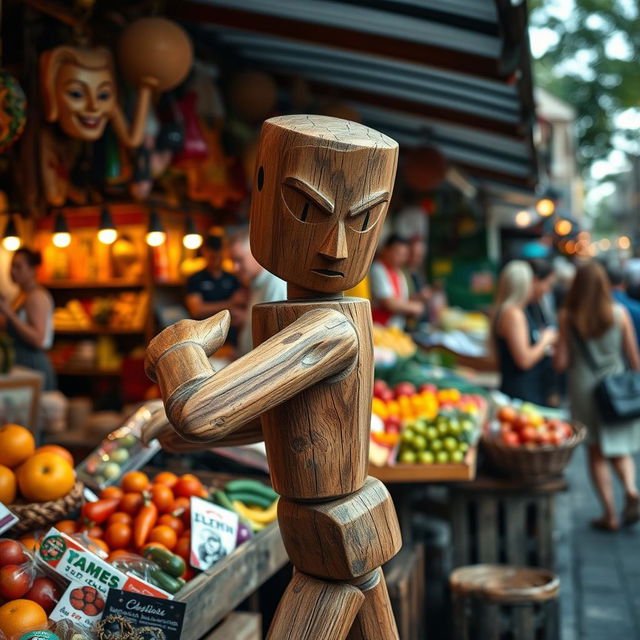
497 406 517 424
122 471 150 493
25 576 60 615
150 483 175 513
154 471 178 488
501 431 521 447
0 599 48 639
173 475 205 499
78 524 103 539
54 519 78 535
18 536 39 554
108 549 133 562
104 523 132 550
158 514 185 537
172 496 191 525
0 540 28 568
18 453 75 502
82 498 120 525
149 525 177 550
174 536 190 561
119 492 144 515
0 564 32 600
107 512 132 527
99 486 124 501
88 537 110 556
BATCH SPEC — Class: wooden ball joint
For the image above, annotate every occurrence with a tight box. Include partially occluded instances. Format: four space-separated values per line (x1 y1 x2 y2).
146 115 402 639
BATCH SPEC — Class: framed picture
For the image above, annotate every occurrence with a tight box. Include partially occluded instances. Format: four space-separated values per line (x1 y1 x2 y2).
0 369 42 435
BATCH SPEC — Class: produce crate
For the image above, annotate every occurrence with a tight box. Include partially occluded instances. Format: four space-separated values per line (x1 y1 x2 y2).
203 611 262 639
368 444 477 483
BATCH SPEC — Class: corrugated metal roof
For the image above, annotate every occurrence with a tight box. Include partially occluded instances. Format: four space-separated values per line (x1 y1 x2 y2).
173 0 537 188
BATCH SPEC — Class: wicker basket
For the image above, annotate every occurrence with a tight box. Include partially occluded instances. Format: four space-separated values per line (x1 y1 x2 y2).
481 422 586 484
8 481 84 535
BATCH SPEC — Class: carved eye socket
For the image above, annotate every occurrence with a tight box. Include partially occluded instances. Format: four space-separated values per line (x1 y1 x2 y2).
282 184 330 225
346 203 385 233
97 90 112 102
66 89 83 100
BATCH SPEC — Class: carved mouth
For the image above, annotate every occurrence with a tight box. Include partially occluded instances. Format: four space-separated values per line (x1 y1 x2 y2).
312 268 344 277
77 116 103 129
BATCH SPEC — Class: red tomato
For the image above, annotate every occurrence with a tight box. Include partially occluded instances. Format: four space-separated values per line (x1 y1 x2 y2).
394 382 416 397
104 523 132 551
497 406 517 424
0 564 32 599
150 484 175 513
173 475 205 499
25 576 60 614
521 426 538 444
501 431 521 447
0 541 27 568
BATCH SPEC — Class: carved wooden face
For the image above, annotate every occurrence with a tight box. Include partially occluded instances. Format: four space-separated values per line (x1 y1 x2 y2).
55 62 116 140
250 115 398 294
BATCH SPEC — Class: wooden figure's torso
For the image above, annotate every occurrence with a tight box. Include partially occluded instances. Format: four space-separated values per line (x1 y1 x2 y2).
252 297 373 502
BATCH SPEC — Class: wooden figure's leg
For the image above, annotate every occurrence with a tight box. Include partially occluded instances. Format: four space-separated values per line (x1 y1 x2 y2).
266 571 364 640
347 569 399 640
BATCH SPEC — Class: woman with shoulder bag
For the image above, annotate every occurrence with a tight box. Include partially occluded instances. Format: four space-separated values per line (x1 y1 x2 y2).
555 261 640 531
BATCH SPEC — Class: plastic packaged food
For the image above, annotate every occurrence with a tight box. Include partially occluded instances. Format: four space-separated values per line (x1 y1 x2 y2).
75 403 163 492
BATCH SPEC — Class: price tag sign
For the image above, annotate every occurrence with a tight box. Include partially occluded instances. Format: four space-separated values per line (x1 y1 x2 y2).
102 589 186 639
0 503 18 534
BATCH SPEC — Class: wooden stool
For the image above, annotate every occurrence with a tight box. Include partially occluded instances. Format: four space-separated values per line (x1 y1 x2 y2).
383 544 425 640
449 476 566 570
449 564 560 640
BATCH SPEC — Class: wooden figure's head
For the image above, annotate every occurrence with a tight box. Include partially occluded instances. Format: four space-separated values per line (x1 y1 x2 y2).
249 115 398 295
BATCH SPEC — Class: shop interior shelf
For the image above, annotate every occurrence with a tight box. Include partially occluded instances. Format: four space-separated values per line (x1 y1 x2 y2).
55 327 145 335
368 444 477 484
43 279 145 289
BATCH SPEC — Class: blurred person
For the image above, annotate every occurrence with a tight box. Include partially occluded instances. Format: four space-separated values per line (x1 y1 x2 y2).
606 261 640 346
228 231 287 356
185 235 243 323
0 248 56 390
370 234 424 329
491 261 558 404
555 261 640 531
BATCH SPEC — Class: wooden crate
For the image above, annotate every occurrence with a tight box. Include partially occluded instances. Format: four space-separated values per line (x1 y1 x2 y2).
383 543 425 640
449 476 566 570
203 612 262 640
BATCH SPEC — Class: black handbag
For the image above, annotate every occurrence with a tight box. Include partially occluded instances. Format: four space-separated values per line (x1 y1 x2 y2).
572 325 640 423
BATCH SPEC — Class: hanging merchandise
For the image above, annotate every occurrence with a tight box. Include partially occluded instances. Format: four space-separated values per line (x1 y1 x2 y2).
39 17 193 206
0 71 27 153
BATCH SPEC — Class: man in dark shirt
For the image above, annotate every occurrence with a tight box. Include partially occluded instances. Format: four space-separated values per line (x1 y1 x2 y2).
606 261 640 345
186 235 243 323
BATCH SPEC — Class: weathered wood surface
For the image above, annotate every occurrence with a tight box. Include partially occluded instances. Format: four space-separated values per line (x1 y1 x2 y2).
347 568 399 640
204 612 262 640
178 522 288 640
265 571 364 640
278 476 401 580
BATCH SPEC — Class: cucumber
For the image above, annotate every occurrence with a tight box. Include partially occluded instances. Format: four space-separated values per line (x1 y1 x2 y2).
225 479 279 502
225 490 274 509
148 568 184 594
143 546 186 578
213 489 236 512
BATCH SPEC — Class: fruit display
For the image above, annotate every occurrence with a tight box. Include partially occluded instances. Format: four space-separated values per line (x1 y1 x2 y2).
0 425 76 505
493 404 574 448
53 292 148 332
212 478 279 533
75 405 162 491
370 380 485 466
372 324 417 365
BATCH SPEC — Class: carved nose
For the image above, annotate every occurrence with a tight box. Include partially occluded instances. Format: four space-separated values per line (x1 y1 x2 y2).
318 222 348 260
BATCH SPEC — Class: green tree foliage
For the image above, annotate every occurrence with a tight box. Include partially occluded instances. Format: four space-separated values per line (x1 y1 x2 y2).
530 0 640 171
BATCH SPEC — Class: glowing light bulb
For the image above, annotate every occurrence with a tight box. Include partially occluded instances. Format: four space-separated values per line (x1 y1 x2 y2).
183 233 203 250
618 236 631 250
98 228 117 244
536 198 555 217
515 210 532 227
146 231 166 247
554 219 572 236
52 232 71 248
2 235 20 251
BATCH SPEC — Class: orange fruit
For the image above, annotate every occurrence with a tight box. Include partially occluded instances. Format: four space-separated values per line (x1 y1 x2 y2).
17 453 75 502
54 519 77 535
88 537 109 556
121 471 149 493
0 465 16 504
33 445 73 466
154 471 178 488
100 486 124 501
18 535 39 554
149 525 177 550
0 425 35 469
0 599 48 639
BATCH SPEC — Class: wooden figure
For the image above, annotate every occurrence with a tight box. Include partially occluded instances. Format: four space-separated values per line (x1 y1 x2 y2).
145 115 402 639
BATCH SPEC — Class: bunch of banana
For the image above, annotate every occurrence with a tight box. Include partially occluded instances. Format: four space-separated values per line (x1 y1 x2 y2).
213 479 279 532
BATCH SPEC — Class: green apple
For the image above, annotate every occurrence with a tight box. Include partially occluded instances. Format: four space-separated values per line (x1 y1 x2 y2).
435 451 450 464
399 449 417 464
101 462 121 480
461 419 475 433
111 449 130 464
426 426 439 441
437 422 449 436
418 450 435 464
448 421 462 436
430 438 444 452
458 442 470 453
401 430 416 445
118 434 137 449
412 435 428 452
450 450 465 463
443 437 458 452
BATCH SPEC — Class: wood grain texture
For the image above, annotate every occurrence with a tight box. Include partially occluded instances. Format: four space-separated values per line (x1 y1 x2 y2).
266 571 364 640
278 477 401 580
204 612 262 640
178 521 287 640
253 297 372 500
347 568 399 640
250 115 398 296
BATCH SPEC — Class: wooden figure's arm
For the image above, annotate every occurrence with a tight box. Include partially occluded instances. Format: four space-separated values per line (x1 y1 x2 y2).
145 308 358 444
